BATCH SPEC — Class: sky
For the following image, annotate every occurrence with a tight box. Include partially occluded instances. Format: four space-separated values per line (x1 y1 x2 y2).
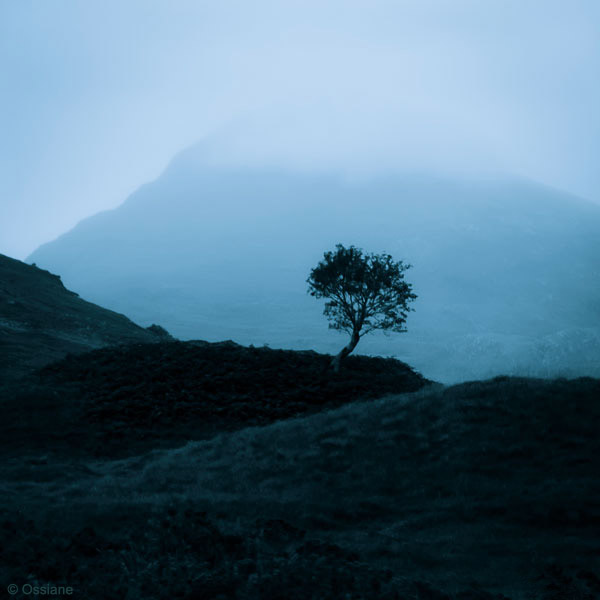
1 0 599 260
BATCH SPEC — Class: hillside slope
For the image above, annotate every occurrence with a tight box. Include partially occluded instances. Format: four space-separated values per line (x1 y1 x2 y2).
1 375 598 599
28 154 600 382
0 253 168 381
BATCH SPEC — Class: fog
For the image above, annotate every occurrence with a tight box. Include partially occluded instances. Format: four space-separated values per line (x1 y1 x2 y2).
29 152 600 382
2 0 600 259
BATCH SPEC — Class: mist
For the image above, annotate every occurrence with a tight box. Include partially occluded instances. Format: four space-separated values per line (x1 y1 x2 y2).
28 155 600 382
3 4 600 594
2 0 600 259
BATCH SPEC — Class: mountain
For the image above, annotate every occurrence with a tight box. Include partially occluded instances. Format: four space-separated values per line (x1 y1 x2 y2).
28 147 600 382
0 253 169 381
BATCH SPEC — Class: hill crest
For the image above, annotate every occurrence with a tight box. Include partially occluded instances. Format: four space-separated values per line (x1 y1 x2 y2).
0 253 170 380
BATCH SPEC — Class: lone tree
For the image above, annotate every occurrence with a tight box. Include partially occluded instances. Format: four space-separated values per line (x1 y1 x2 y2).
307 244 417 372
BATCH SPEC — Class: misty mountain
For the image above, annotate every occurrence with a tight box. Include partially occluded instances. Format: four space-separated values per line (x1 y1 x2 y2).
0 253 169 381
28 146 600 381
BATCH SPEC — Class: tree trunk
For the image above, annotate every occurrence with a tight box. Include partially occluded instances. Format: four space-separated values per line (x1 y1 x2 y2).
331 329 360 373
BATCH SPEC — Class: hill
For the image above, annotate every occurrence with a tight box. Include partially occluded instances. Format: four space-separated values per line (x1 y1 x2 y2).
1 362 598 599
2 340 429 458
0 253 169 381
28 155 600 382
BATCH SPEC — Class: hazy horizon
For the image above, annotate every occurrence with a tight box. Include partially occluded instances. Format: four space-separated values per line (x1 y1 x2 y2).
2 0 600 259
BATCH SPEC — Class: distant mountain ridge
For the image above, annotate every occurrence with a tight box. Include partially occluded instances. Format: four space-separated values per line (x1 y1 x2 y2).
28 149 600 382
0 253 169 381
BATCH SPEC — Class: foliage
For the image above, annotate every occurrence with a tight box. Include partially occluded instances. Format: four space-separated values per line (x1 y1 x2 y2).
307 244 417 337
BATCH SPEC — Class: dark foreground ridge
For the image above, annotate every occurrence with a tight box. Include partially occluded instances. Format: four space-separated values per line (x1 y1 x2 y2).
1 372 598 599
3 339 429 458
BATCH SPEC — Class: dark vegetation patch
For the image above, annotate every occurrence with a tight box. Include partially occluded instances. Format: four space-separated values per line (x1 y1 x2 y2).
0 502 396 600
1 500 524 600
1 340 429 458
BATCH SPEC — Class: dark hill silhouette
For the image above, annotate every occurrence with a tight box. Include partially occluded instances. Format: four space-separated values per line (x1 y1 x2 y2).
1 351 598 597
28 153 600 382
3 340 429 458
0 253 170 381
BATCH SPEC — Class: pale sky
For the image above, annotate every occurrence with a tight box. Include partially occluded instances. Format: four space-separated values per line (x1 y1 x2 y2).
1 0 599 259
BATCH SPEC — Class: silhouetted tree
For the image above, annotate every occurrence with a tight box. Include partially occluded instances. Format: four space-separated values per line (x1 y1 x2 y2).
307 244 416 372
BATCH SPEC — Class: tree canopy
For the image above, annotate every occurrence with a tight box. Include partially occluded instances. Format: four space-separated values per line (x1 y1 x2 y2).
307 244 416 371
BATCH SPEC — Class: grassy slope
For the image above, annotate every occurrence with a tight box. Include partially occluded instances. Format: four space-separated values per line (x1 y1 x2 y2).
0 254 164 381
1 368 599 599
